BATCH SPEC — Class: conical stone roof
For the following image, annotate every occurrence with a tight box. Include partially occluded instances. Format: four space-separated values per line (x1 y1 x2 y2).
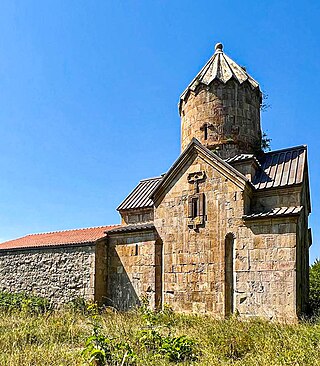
180 43 260 103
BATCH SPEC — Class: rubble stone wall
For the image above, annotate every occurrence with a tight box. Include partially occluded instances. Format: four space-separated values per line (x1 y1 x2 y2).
0 244 95 304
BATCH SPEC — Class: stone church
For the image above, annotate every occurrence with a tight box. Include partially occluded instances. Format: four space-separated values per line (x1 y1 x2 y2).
0 43 311 321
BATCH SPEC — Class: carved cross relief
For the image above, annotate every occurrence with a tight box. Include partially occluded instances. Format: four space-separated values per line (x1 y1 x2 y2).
187 171 206 230
200 123 213 141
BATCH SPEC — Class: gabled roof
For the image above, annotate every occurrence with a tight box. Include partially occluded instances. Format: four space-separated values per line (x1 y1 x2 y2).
151 138 250 202
180 43 260 107
117 176 163 211
0 225 118 250
253 145 307 190
116 144 309 212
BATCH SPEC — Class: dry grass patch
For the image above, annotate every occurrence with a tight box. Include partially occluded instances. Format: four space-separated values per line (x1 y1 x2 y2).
0 303 320 365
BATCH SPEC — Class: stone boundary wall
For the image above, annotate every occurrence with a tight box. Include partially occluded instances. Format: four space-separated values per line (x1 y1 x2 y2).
0 244 95 304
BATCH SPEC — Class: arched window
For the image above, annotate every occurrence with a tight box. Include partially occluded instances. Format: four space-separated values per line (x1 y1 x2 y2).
225 233 235 317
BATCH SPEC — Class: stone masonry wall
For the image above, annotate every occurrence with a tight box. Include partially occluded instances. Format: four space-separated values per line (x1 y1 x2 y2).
107 230 161 310
252 187 302 213
236 218 298 321
0 244 95 304
154 154 247 316
154 152 301 320
180 80 262 158
120 208 154 225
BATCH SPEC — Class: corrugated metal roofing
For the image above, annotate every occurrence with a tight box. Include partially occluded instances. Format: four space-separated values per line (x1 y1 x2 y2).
107 223 155 234
117 145 307 211
225 154 261 169
117 176 163 211
225 154 255 163
243 206 303 220
180 43 259 103
253 145 306 190
0 225 118 250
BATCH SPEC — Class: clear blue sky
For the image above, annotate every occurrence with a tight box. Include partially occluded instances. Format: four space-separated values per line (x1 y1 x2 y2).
0 1 319 262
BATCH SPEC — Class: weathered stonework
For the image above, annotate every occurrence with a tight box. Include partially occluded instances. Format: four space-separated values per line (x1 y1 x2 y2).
0 42 311 322
180 80 262 159
107 229 162 310
238 218 298 320
0 244 95 303
149 142 309 320
120 208 154 225
153 150 249 316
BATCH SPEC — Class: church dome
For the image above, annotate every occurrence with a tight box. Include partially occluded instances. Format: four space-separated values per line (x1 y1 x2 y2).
179 43 259 106
179 43 262 159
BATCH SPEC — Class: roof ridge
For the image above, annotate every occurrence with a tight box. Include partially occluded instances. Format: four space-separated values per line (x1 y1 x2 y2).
150 138 250 200
265 145 307 155
29 224 119 236
140 176 163 182
2 224 119 243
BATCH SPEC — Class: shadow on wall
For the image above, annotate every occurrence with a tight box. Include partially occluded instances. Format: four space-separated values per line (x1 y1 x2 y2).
246 220 296 236
105 238 162 311
106 247 141 310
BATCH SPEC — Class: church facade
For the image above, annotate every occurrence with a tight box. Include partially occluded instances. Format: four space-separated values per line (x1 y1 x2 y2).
0 43 311 321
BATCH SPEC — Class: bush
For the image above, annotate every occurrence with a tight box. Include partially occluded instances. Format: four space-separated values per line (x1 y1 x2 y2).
137 302 197 362
0 291 52 314
82 300 198 365
310 259 320 315
82 309 137 366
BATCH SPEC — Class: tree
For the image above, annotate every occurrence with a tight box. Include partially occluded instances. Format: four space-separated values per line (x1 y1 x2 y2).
260 91 272 152
309 259 320 315
261 131 272 152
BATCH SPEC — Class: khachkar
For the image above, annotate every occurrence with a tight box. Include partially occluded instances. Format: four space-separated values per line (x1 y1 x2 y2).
179 43 262 159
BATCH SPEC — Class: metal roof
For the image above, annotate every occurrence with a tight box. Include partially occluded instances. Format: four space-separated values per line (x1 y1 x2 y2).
225 154 261 168
117 176 163 211
107 223 155 234
243 206 303 220
253 145 307 190
180 43 259 103
225 154 255 163
117 145 307 211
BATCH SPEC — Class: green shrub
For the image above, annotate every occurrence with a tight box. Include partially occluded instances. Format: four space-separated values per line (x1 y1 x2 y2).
0 291 51 314
82 313 136 366
82 300 198 365
161 334 197 362
67 296 88 314
137 300 198 362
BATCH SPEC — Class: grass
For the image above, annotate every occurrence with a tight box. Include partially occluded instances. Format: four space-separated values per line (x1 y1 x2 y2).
0 304 320 366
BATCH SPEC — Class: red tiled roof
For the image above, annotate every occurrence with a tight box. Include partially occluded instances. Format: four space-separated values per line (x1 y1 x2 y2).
0 225 119 250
